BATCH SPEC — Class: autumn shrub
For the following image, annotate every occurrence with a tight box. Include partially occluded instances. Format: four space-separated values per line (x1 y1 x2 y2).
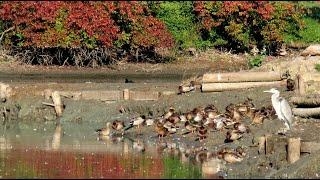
193 1 305 54
0 1 174 66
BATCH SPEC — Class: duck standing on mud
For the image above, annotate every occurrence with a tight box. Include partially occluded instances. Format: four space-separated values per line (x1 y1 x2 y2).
112 120 125 136
124 115 146 134
155 121 169 140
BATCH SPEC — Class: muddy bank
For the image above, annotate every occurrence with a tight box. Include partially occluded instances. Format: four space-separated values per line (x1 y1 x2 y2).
2 81 320 178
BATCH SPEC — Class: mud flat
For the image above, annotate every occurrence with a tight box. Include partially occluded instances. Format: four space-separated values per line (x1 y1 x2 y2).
1 75 320 178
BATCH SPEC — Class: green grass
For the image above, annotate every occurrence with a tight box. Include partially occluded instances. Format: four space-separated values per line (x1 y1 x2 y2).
285 1 320 45
315 64 320 72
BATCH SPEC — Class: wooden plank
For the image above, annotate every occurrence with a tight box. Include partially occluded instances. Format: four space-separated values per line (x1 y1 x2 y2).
201 80 286 92
129 91 159 101
301 141 320 153
202 71 282 83
81 90 123 101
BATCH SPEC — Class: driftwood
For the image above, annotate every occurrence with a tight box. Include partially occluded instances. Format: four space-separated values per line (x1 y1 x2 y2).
290 96 320 107
287 137 301 164
202 72 283 83
52 91 64 117
292 107 320 117
300 141 320 153
201 80 286 92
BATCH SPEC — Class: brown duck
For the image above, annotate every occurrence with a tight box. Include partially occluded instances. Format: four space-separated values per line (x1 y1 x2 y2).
225 130 243 143
234 122 250 133
196 125 208 141
155 122 169 139
112 120 125 135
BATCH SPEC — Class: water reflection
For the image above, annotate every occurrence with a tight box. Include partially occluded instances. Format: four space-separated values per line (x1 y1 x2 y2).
0 121 227 179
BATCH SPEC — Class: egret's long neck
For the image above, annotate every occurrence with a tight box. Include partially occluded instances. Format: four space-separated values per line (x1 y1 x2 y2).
271 92 280 103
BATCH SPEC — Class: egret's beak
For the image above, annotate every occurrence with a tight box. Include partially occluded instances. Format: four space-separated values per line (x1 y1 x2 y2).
264 90 271 93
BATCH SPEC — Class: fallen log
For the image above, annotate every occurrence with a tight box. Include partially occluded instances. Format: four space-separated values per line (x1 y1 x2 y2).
201 80 286 92
202 71 283 83
287 137 301 164
290 96 320 106
300 141 320 153
292 107 320 117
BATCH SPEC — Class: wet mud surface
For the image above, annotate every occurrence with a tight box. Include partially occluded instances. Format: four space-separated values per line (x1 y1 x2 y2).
1 78 320 178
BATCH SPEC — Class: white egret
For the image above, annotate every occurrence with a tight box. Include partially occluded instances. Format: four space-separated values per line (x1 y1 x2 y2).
264 88 293 131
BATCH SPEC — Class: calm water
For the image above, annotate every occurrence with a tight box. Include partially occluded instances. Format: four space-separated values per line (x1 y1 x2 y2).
0 121 224 179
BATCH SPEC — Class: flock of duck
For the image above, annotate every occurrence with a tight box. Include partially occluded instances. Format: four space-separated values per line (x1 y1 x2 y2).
95 98 276 164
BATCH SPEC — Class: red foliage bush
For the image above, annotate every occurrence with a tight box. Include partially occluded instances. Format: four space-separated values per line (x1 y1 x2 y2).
0 1 174 49
193 1 304 53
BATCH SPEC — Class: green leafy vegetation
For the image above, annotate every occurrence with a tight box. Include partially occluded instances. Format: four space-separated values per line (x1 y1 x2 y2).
315 64 320 72
249 55 265 68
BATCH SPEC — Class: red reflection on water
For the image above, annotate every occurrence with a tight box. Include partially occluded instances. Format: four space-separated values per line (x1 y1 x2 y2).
0 148 164 179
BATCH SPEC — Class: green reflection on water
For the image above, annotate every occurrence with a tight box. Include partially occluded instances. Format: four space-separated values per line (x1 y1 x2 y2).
162 155 202 179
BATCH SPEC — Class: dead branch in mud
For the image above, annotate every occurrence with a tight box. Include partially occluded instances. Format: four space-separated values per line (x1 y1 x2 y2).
42 91 64 117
